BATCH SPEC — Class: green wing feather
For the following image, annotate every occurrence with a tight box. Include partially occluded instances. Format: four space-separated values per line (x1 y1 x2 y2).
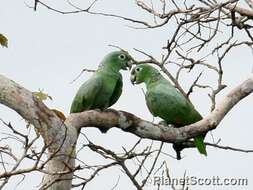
146 85 197 125
109 75 123 107
70 75 102 113
146 81 207 156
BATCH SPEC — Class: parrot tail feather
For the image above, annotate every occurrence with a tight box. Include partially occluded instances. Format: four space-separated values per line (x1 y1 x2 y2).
176 150 182 160
194 135 207 156
99 128 109 133
173 143 183 160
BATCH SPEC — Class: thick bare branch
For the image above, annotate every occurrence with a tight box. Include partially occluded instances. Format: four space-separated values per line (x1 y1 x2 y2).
0 74 77 190
0 73 252 189
66 75 253 143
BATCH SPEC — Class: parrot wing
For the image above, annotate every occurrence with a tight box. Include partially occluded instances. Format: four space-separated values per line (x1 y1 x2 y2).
109 75 123 107
145 87 188 124
146 85 207 156
70 75 102 113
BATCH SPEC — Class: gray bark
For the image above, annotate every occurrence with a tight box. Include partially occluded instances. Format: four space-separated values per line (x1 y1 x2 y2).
0 74 77 190
0 73 253 189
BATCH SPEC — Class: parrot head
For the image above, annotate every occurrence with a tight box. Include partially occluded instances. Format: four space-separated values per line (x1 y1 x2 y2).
130 64 160 85
100 51 134 72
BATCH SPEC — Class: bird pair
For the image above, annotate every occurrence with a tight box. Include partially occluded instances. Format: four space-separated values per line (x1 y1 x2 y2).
70 51 207 160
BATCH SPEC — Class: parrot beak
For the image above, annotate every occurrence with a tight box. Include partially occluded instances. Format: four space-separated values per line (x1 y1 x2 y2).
127 59 135 70
130 74 136 85
130 69 136 85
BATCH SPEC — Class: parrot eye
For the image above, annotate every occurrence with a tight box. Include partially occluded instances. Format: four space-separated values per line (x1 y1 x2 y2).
118 54 126 60
136 67 142 72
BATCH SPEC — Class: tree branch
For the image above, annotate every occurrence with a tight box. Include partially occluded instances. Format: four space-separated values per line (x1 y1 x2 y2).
66 75 253 143
0 73 253 189
0 74 77 190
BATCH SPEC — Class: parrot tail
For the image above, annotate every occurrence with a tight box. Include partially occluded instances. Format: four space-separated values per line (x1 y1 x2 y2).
173 143 183 160
176 150 181 160
99 128 109 133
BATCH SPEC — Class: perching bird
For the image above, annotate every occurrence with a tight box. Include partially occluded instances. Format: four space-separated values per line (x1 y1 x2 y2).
70 51 133 132
130 64 207 159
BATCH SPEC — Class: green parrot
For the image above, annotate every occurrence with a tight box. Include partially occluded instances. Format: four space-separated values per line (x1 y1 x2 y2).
130 64 207 159
70 51 133 132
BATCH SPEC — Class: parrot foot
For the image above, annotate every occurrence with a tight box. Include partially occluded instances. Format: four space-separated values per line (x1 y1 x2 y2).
158 120 168 125
94 108 102 112
158 120 174 128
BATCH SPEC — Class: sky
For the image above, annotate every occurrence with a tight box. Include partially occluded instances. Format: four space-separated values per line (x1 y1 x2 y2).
1 0 253 190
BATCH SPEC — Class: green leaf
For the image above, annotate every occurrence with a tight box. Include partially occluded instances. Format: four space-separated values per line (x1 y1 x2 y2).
0 34 8 48
33 89 53 101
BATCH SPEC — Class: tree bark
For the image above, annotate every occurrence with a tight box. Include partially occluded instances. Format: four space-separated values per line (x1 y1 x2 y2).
0 74 77 190
0 73 253 189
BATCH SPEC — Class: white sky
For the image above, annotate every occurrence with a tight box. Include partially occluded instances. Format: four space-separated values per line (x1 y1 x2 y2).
1 0 253 190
